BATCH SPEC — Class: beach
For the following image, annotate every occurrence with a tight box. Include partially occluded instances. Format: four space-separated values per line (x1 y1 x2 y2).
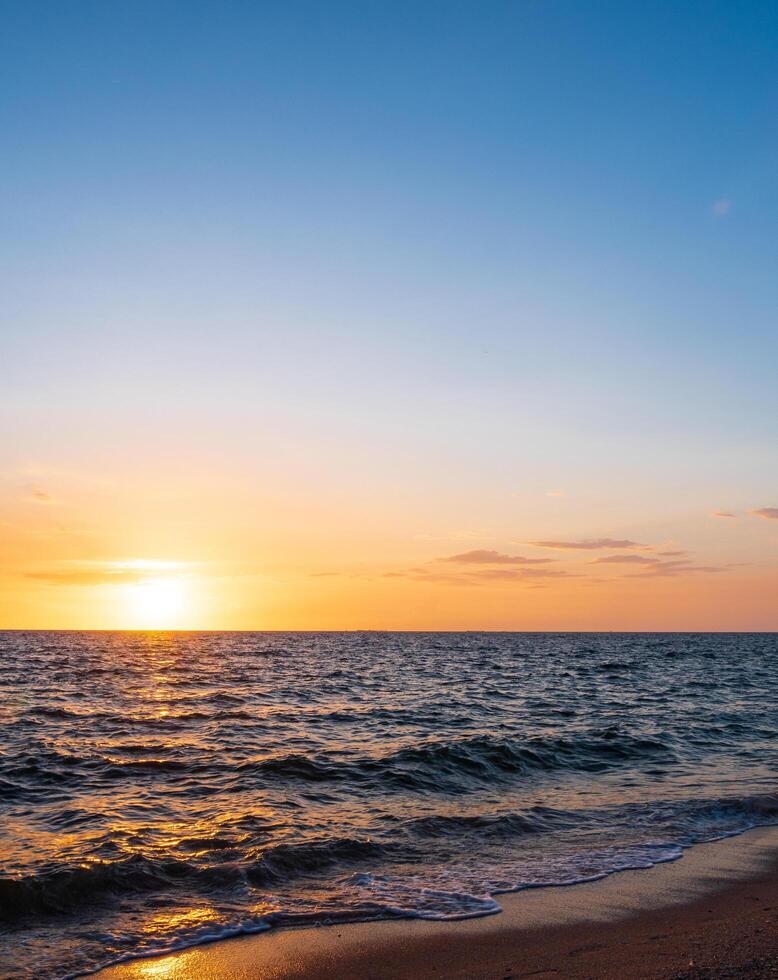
3 632 778 979
96 826 778 979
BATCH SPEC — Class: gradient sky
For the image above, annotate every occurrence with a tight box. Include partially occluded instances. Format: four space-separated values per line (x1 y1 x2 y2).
2 0 777 629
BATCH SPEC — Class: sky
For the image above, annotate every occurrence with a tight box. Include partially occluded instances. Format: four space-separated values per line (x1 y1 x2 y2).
1 0 777 630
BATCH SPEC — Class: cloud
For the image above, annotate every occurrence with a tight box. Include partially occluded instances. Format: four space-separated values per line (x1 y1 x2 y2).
381 569 468 585
711 510 736 518
545 489 565 498
590 555 659 565
27 568 151 586
657 550 687 557
439 549 553 565
473 567 576 581
25 559 192 587
27 486 54 503
629 560 722 579
384 566 575 586
528 538 646 551
752 508 778 521
712 197 732 217
309 571 340 578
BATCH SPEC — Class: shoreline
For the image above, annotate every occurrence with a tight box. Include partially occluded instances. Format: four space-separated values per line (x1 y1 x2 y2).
95 824 778 979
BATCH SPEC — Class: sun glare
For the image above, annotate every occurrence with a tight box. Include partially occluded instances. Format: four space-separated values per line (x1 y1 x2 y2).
125 577 189 629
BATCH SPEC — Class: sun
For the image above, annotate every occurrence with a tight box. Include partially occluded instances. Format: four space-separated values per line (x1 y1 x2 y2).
125 577 189 629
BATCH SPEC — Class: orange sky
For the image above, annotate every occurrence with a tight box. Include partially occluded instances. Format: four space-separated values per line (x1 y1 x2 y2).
1 461 776 630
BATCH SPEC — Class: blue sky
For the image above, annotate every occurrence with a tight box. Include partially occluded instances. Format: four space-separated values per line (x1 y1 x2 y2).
1 1 777 627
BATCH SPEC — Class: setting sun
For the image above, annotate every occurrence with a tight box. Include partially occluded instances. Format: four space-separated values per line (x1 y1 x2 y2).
124 577 189 629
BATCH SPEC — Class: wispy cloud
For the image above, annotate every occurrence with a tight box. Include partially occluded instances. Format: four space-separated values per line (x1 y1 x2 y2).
528 538 646 551
545 489 565 498
26 486 54 504
384 565 575 586
473 567 575 581
752 508 778 521
629 560 722 579
711 510 736 519
25 559 192 587
439 549 553 565
712 197 732 217
27 569 148 586
590 555 658 565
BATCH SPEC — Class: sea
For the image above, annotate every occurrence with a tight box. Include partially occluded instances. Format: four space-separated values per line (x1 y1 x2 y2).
1 631 777 978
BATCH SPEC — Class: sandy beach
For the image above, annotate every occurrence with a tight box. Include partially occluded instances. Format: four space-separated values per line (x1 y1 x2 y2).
95 825 778 980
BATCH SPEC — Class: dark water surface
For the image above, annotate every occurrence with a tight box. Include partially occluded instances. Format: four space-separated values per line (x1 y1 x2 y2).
1 631 777 978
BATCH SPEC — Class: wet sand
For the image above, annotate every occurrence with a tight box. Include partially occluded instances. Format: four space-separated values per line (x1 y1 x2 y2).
96 825 778 980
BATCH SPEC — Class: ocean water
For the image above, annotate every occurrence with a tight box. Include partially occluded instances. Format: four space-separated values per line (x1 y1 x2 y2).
1 632 777 979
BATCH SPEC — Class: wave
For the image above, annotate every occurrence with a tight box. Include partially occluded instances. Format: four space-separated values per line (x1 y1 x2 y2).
8 792 776 926
0 836 388 921
401 806 580 838
244 836 387 886
235 729 675 791
177 835 242 852
0 856 198 919
0 729 677 806
1 746 199 785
